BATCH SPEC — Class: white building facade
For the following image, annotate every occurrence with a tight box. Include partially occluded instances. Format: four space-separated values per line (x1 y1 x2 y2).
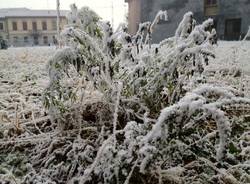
0 8 68 47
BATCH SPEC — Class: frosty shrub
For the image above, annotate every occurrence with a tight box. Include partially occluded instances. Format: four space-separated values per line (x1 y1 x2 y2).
1 4 250 184
44 9 216 121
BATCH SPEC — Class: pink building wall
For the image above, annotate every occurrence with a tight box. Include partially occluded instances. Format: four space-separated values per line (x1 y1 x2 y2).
125 0 141 34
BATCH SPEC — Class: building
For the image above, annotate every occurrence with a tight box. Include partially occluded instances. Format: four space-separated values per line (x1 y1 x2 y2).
0 8 68 47
125 0 250 42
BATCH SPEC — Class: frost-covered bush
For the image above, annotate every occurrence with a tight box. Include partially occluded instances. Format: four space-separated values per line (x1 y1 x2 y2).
44 9 216 121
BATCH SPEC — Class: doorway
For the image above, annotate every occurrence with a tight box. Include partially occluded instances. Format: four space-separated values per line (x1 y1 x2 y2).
224 18 241 40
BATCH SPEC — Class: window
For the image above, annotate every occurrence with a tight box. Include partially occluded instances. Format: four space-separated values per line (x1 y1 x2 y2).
0 22 3 30
204 0 218 16
52 35 58 45
43 36 48 44
205 0 217 5
33 36 39 45
32 22 37 31
52 20 57 30
13 36 18 43
42 21 47 30
12 22 17 31
23 22 27 31
24 36 28 43
225 18 241 40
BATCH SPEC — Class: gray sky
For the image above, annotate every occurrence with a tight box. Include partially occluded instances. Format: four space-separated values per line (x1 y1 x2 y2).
0 0 128 28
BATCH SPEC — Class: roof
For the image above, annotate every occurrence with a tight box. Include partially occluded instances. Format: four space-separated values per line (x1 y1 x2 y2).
0 8 69 18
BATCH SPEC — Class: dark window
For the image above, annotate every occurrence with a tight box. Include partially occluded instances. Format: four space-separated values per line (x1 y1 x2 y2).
212 0 217 4
42 21 47 30
43 36 48 44
23 22 27 30
52 35 57 44
33 36 39 45
32 22 37 31
24 36 28 43
0 22 3 30
225 18 241 40
205 0 217 5
12 22 17 31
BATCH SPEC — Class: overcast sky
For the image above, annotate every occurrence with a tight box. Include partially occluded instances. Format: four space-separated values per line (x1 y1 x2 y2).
0 0 128 28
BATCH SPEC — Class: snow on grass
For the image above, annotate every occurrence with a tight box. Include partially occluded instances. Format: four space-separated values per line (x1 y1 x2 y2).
213 41 250 75
0 47 55 124
205 41 250 97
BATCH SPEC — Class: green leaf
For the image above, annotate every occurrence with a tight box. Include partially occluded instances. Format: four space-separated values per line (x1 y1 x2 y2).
228 142 240 154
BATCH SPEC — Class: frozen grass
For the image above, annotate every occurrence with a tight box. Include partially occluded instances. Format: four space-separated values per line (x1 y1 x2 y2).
206 41 250 97
0 47 54 124
213 41 250 75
